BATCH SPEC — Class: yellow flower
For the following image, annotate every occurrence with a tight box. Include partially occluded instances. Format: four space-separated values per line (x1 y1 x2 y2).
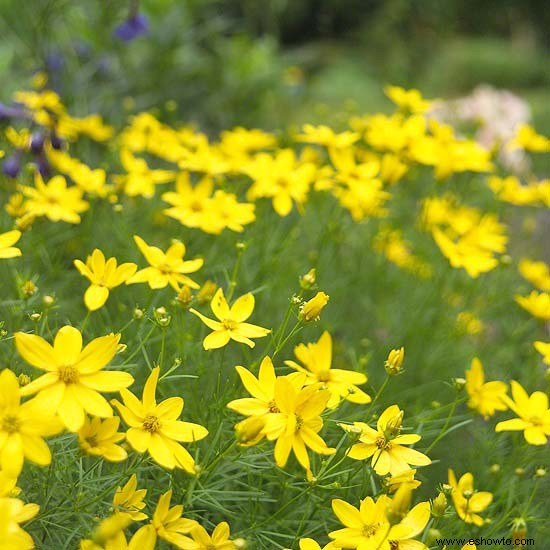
284 331 370 408
74 249 137 311
518 259 550 291
131 489 197 550
262 377 335 476
495 380 550 445
298 538 339 550
329 494 430 550
465 358 508 419
15 326 134 432
116 149 174 198
190 288 270 350
112 366 208 472
244 149 315 216
341 405 431 476
113 474 147 521
0 369 62 477
508 124 550 152
126 235 203 291
515 291 550 320
534 341 550 365
78 416 128 462
385 85 432 113
299 292 330 322
448 469 492 526
295 124 359 149
227 357 307 446
190 522 237 549
0 496 40 550
0 230 22 259
18 172 89 224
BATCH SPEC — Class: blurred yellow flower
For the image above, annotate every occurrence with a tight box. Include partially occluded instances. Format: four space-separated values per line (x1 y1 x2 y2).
465 358 507 419
518 259 550 291
534 341 550 364
113 474 148 521
385 85 432 113
0 495 40 550
18 173 89 224
0 230 22 259
515 291 550 321
190 521 237 549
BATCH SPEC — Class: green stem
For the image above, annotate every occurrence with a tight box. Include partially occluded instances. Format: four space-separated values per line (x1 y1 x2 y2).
366 374 391 416
272 320 303 359
425 392 460 454
80 310 91 333
227 245 245 302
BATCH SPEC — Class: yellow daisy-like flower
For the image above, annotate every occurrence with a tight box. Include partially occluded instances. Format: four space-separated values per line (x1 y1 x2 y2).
112 367 208 472
329 494 430 550
284 331 370 408
448 469 492 526
465 358 508 419
0 495 40 550
0 230 22 259
15 326 134 432
534 341 550 365
190 522 237 550
495 380 550 445
261 377 335 476
190 288 270 350
340 405 431 476
515 291 550 321
0 369 62 477
74 249 137 311
78 416 128 462
18 172 89 224
131 489 197 550
126 235 203 291
112 474 148 521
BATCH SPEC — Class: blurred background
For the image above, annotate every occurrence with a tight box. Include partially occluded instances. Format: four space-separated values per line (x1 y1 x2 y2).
1 0 549 132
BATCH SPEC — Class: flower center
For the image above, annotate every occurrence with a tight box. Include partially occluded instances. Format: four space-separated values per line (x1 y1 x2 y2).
85 434 99 448
268 400 280 413
222 319 238 331
362 522 380 537
375 435 392 451
143 414 161 433
59 365 78 384
528 415 542 426
295 414 304 431
2 414 20 434
317 369 331 382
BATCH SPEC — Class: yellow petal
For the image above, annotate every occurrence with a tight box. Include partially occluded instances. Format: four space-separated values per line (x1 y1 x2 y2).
15 332 58 371
210 288 230 320
230 293 255 322
203 330 231 350
53 326 82 365
84 284 109 311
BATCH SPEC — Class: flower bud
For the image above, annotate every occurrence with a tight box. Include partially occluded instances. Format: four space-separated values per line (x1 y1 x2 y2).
385 346 404 375
29 312 42 322
384 411 403 439
18 373 32 387
43 295 55 307
535 466 546 478
431 492 447 517
425 529 442 546
453 377 466 391
299 268 316 290
21 280 38 297
235 416 265 446
133 307 145 320
176 285 193 308
299 291 329 322
197 280 217 304
511 517 527 543
387 484 412 525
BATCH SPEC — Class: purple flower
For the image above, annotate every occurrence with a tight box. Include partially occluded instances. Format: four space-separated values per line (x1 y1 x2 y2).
3 155 21 178
114 13 149 42
0 102 26 121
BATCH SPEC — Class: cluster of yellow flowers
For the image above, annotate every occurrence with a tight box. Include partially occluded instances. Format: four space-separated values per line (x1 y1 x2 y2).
1 83 549 548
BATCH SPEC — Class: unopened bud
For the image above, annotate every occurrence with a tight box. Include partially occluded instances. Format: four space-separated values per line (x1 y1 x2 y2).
176 285 193 308
29 312 42 322
453 377 466 391
18 373 32 387
133 307 145 320
235 416 265 446
22 280 38 297
299 268 316 290
385 346 404 375
511 517 527 543
431 492 447 517
535 466 546 478
43 295 55 307
197 281 217 304
425 529 442 546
